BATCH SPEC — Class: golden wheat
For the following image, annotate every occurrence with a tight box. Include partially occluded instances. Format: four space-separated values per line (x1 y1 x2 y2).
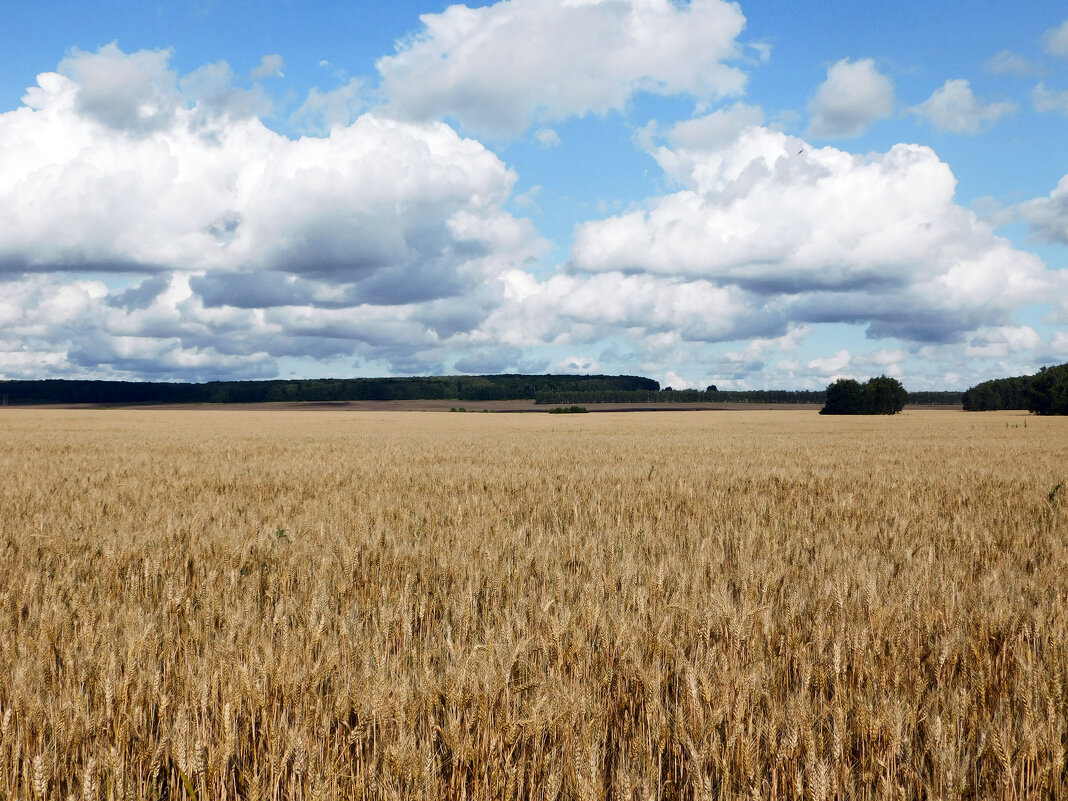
0 408 1065 799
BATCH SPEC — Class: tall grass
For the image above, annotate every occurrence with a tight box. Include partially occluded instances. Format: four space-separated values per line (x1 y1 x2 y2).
0 409 1065 799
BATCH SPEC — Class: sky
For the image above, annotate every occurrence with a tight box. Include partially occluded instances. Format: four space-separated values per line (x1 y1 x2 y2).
1 1 1067 390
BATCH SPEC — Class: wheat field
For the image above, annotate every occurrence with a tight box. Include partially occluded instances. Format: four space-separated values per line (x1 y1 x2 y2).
0 408 1065 800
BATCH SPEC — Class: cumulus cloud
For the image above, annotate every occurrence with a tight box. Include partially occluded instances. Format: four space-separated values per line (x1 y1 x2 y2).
58 43 181 133
723 325 809 362
0 44 549 379
568 120 1052 344
251 54 284 79
376 0 747 137
557 355 600 374
806 58 894 138
964 325 1041 359
1032 82 1068 114
986 50 1041 77
805 347 905 380
661 370 699 389
911 79 1017 134
291 78 365 133
1016 173 1068 244
1043 19 1068 57
483 269 771 349
807 349 852 376
1 46 540 279
534 128 561 148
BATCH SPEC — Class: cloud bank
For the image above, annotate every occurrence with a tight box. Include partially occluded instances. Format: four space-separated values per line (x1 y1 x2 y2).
0 45 545 378
568 119 1049 343
1 12 1065 388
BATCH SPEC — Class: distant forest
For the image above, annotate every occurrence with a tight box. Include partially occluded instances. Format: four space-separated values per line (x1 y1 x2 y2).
0 374 962 407
0 375 656 405
963 362 1068 415
536 387 961 406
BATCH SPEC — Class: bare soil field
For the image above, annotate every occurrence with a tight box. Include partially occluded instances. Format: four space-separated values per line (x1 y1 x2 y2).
0 408 1063 799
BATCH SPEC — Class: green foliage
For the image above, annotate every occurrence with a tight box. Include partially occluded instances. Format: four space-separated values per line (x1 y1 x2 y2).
819 376 907 415
963 362 1068 414
0 374 964 409
0 374 659 406
1028 364 1068 415
535 388 829 405
547 405 589 414
864 375 909 414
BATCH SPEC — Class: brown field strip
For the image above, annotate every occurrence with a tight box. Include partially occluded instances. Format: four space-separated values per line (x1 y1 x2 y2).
0 409 1064 799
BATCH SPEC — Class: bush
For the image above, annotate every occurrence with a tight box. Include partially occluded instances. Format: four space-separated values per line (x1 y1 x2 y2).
820 376 907 415
548 405 589 414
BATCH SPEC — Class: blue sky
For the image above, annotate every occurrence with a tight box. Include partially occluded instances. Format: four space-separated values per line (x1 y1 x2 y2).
1 0 1067 390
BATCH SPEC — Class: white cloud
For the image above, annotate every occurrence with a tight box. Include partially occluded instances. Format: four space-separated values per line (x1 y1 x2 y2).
534 128 561 148
1042 20 1068 57
557 355 600 374
179 60 273 120
986 50 1040 77
661 370 698 390
806 58 894 138
251 54 284 79
855 348 905 367
649 102 764 152
0 46 539 282
59 43 181 133
570 121 1053 343
724 324 810 361
808 349 851 375
911 79 1017 134
0 45 550 379
964 326 1041 359
485 269 760 349
1032 82 1068 114
1016 173 1068 243
291 78 365 133
805 347 903 380
376 0 747 137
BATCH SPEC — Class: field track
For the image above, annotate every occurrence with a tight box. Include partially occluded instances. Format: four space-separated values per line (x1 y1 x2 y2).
0 408 1064 799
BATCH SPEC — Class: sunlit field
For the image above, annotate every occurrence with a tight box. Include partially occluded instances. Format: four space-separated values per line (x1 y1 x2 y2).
0 408 1065 800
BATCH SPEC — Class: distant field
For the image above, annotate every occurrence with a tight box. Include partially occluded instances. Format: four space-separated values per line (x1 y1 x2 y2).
0 409 1064 799
17 399 958 412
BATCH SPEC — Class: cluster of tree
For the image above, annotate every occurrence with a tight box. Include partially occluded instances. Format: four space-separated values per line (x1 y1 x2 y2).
962 363 1068 415
819 376 908 415
533 388 826 405
533 387 959 406
0 374 660 406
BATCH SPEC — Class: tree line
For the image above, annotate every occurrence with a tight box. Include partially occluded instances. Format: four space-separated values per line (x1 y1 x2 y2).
534 387 960 406
0 375 965 408
0 374 658 406
962 362 1068 415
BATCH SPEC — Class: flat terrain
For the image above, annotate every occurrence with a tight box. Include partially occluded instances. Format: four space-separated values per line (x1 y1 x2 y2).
13 399 959 412
12 399 830 412
0 409 1063 799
